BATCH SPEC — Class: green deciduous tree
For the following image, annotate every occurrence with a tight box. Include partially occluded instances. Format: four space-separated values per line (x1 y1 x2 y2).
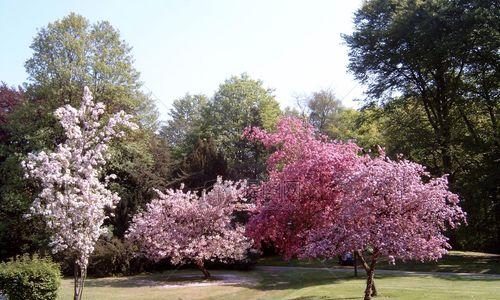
201 74 281 179
298 89 384 152
303 89 342 133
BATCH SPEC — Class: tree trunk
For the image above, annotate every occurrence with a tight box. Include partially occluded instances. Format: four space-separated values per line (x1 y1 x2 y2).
74 262 87 300
356 250 377 297
196 260 211 278
364 267 376 300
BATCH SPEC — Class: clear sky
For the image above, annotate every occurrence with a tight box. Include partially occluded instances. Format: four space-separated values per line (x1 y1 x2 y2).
0 0 365 122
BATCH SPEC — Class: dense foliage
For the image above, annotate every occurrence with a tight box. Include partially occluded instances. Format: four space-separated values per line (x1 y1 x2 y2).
162 74 281 182
0 255 61 300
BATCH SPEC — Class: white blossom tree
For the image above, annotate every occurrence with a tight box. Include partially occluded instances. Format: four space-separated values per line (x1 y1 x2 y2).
126 177 253 278
22 86 137 300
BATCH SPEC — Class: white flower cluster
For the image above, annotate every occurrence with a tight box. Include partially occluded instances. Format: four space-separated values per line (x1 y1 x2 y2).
22 87 137 268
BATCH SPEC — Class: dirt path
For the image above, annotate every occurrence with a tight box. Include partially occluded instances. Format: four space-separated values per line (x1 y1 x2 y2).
132 273 258 289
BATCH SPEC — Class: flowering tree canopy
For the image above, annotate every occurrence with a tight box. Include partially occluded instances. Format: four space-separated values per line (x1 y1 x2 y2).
302 151 466 299
22 86 137 300
245 117 466 300
302 152 466 263
244 117 360 258
127 177 253 278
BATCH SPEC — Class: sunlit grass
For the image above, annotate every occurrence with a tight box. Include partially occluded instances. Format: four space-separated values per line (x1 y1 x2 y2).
57 266 500 300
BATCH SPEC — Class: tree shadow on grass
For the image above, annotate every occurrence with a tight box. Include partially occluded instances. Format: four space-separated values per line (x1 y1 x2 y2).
81 266 499 295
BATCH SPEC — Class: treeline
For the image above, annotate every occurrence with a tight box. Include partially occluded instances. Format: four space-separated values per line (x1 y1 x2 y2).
0 0 498 266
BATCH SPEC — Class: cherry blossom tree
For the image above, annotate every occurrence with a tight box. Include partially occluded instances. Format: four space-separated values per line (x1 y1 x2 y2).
126 177 253 278
22 87 137 300
301 151 466 299
245 117 466 300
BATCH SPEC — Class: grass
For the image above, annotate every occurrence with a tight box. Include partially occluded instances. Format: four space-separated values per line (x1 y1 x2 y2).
55 251 500 299
57 267 500 300
258 251 500 274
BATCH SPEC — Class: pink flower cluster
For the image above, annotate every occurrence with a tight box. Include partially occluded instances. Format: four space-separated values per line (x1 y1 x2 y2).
22 87 137 268
126 177 253 265
245 117 466 263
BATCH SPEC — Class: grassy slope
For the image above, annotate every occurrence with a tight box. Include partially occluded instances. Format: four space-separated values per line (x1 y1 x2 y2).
258 251 500 274
57 267 500 300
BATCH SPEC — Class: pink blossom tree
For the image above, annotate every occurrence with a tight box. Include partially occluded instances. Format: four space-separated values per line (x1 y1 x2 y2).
245 117 466 300
126 177 253 278
22 87 137 300
301 151 466 299
244 117 360 258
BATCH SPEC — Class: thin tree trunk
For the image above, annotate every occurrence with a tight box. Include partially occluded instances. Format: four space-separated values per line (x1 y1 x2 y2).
196 260 211 278
355 250 377 297
74 264 78 300
363 249 379 300
74 262 87 300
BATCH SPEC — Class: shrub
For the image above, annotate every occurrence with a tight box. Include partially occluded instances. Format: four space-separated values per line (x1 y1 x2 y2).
58 237 164 277
0 255 61 300
87 237 135 277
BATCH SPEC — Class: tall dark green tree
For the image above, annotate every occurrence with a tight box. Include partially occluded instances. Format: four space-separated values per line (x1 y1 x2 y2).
345 0 499 251
160 94 208 158
172 137 227 190
0 84 51 259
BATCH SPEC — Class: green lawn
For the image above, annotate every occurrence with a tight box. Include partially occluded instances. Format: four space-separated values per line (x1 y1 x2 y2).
258 251 500 274
57 267 500 300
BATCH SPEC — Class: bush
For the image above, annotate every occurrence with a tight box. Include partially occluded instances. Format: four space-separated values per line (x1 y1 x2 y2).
0 255 61 300
87 237 135 277
58 237 164 277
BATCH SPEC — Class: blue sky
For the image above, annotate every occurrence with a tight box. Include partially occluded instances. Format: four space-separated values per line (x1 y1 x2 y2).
0 0 364 122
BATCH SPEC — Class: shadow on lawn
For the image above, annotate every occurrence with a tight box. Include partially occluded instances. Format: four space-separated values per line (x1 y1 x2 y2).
82 266 499 292
260 251 500 275
378 255 500 274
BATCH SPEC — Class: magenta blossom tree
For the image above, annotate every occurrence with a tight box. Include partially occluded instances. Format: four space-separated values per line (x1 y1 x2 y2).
22 87 137 300
245 117 466 300
126 177 253 278
301 151 466 299
244 117 360 258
